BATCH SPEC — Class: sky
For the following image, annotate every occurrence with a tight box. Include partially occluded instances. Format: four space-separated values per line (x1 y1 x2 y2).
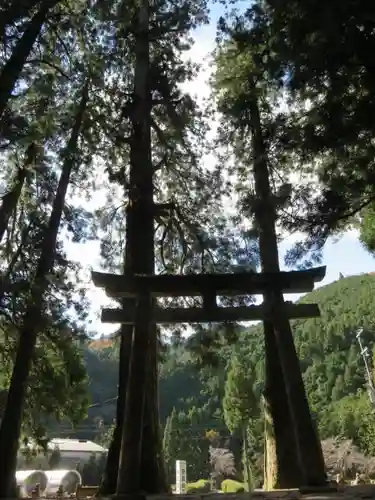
65 4 375 337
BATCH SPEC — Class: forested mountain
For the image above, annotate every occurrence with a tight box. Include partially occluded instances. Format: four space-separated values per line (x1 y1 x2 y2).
81 272 375 472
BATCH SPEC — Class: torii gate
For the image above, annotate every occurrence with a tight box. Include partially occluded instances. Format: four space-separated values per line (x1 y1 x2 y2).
92 265 326 492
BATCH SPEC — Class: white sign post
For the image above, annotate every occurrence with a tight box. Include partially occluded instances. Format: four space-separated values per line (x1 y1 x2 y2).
175 460 187 494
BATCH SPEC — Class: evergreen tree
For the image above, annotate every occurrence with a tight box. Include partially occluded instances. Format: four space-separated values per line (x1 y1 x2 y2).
359 206 375 256
212 21 326 487
91 0 236 491
48 446 61 469
0 0 61 118
0 80 91 498
223 356 258 433
174 408 210 482
250 0 375 261
0 6 107 486
223 356 258 492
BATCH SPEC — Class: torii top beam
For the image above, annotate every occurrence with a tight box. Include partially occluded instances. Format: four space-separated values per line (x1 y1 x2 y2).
91 266 326 298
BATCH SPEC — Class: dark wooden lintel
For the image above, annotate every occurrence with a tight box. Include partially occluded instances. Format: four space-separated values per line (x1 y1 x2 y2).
100 302 321 324
91 266 326 298
203 291 217 309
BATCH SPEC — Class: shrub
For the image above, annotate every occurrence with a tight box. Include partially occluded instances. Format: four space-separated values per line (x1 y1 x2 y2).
185 479 211 493
221 479 245 493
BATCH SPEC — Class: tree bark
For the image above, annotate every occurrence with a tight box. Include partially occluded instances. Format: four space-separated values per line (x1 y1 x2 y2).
0 0 44 37
248 84 326 486
0 144 35 244
0 223 31 308
0 82 89 499
263 321 303 489
0 0 60 119
116 0 156 492
99 218 139 495
242 424 252 492
98 324 133 495
140 324 169 493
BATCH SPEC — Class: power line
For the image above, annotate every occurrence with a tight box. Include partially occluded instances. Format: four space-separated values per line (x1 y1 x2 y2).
356 328 375 406
88 396 117 408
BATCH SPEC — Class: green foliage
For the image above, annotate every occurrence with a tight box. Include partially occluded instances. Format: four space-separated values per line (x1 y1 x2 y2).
247 0 375 255
0 0 97 456
319 392 375 456
85 273 375 463
222 354 259 490
48 446 61 469
359 205 375 255
0 325 89 442
78 454 107 486
223 355 259 433
97 424 114 448
162 407 210 482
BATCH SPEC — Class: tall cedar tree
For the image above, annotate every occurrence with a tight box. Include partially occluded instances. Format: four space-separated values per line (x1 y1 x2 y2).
252 0 375 260
212 32 326 486
0 0 61 119
223 355 258 433
0 2 96 433
0 144 36 244
113 0 162 490
93 0 234 493
223 356 258 491
0 82 89 498
0 153 90 443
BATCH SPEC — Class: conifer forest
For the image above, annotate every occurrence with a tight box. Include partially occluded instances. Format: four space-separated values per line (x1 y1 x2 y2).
1 0 375 497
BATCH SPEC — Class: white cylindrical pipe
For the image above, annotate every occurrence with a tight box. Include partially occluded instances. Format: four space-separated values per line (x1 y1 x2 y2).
16 470 48 497
45 469 82 495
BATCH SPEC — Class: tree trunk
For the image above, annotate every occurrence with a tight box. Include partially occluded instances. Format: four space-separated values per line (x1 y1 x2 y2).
0 223 31 307
116 0 156 492
263 321 303 489
0 0 44 37
0 83 89 499
99 220 138 495
242 425 252 492
98 324 133 495
0 0 59 119
248 84 326 486
0 144 35 244
140 324 169 493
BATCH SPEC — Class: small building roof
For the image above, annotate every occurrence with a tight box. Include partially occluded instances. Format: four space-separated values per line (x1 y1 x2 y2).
48 438 107 453
21 438 107 454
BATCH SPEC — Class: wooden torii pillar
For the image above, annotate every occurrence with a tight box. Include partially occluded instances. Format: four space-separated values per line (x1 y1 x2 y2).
92 265 327 490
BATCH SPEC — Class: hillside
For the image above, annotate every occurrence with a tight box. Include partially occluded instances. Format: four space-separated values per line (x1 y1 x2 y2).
79 274 375 476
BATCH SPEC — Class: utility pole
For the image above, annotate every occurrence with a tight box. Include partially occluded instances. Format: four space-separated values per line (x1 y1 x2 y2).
356 329 375 406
